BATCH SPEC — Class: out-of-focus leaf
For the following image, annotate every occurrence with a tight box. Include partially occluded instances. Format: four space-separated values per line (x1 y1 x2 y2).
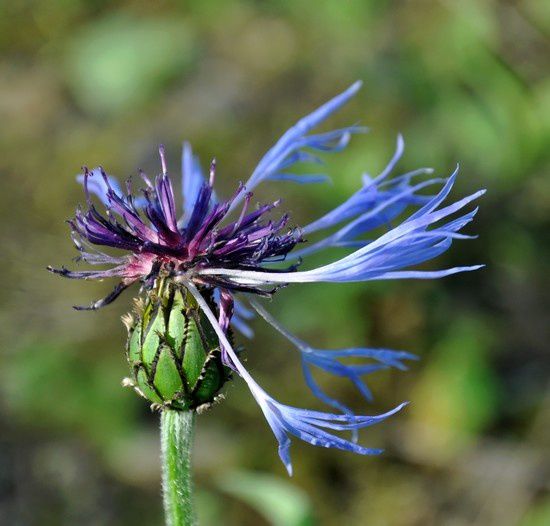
1 343 137 448
65 13 196 115
408 317 500 459
216 470 314 526
520 499 550 526
195 489 225 526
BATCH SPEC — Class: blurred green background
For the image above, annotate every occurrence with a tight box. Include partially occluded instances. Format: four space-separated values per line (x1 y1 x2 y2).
1 1 549 525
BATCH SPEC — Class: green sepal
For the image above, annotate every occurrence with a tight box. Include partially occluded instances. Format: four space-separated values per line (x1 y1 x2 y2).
141 303 166 370
154 345 184 400
182 316 207 389
167 289 186 359
194 358 224 404
128 323 142 363
135 366 162 404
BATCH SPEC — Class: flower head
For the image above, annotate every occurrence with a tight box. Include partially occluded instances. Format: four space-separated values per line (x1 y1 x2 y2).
50 81 484 474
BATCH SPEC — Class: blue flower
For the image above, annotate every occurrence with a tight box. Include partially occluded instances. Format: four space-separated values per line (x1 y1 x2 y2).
50 82 484 474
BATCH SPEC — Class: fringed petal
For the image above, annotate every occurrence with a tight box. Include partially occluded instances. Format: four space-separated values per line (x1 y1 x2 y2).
232 297 255 338
229 82 365 212
197 172 485 287
185 282 406 476
294 137 441 259
267 173 332 184
250 299 416 414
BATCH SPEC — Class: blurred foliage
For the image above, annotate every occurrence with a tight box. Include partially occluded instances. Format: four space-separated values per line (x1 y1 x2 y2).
0 1 548 525
66 13 196 115
215 470 314 526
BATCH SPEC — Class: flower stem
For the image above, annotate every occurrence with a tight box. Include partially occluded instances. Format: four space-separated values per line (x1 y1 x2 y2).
161 409 197 526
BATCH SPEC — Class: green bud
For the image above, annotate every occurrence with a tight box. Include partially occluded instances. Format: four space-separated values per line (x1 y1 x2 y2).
123 282 231 411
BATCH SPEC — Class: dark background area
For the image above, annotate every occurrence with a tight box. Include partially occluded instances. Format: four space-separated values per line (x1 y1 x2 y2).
0 1 548 525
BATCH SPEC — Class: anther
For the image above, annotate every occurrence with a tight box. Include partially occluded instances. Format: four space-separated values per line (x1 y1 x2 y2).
159 144 168 175
209 158 216 186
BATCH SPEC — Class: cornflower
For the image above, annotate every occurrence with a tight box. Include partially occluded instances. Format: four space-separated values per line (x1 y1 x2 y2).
50 82 483 524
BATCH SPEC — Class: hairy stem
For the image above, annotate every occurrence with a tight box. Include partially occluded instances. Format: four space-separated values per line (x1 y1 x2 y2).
161 409 197 526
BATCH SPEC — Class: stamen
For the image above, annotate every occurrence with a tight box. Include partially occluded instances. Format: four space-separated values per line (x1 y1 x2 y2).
139 169 154 190
73 282 131 310
209 158 216 187
82 166 91 203
231 192 253 235
99 167 114 203
125 176 133 197
250 299 306 349
159 144 168 175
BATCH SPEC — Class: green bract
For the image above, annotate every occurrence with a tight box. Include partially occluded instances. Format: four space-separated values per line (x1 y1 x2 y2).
124 282 230 411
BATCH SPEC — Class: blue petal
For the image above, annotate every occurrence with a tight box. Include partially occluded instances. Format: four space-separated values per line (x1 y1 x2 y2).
186 282 406 477
198 174 485 285
294 176 444 259
231 316 254 339
301 362 360 442
250 300 416 414
262 399 407 474
374 265 485 280
233 297 255 338
181 142 213 224
233 297 255 320
76 168 146 208
229 82 365 211
296 136 442 259
267 173 332 184
316 348 418 370
278 150 325 169
76 168 123 206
